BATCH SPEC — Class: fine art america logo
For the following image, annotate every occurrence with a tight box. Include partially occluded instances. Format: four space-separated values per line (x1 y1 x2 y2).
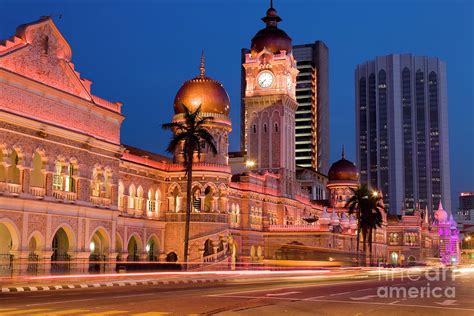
376 268 456 299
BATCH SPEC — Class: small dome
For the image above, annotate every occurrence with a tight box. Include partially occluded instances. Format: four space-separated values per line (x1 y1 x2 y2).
319 208 331 225
174 52 230 116
341 213 350 228
250 6 292 55
434 201 448 224
331 210 340 225
349 215 357 229
328 146 359 182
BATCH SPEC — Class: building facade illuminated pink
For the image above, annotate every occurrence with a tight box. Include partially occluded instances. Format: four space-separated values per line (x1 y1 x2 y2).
0 7 458 275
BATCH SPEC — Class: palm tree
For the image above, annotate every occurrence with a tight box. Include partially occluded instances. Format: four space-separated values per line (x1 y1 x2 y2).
162 105 217 269
345 184 371 266
366 191 385 266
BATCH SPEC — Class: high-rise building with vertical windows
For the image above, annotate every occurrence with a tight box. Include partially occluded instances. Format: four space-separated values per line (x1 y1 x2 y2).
355 54 451 215
240 41 329 174
293 42 329 173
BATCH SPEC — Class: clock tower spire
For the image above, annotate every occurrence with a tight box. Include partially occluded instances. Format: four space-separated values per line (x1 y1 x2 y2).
242 3 299 197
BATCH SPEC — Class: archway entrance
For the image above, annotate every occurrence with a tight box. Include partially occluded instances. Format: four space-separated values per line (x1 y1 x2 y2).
51 228 71 274
127 236 141 262
89 229 109 273
27 234 42 275
166 252 178 262
146 237 159 262
390 252 399 266
0 223 13 276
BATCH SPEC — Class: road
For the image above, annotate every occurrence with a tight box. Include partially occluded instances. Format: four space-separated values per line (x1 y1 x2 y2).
0 268 473 315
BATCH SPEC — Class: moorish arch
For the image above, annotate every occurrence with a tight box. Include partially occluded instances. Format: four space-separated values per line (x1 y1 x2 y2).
50 224 76 253
0 218 21 253
30 149 46 190
127 233 143 261
202 182 218 212
167 183 182 213
27 230 45 254
115 232 124 261
0 144 8 182
146 234 160 261
89 226 111 256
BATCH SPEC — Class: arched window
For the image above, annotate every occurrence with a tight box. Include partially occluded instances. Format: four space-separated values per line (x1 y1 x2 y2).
274 123 278 132
137 186 144 210
155 189 161 215
0 149 5 182
264 124 267 133
91 168 101 197
7 149 21 184
253 125 256 134
128 184 136 209
118 181 124 209
30 152 44 188
146 189 155 215
65 163 75 192
204 186 213 212
103 170 112 198
53 160 63 191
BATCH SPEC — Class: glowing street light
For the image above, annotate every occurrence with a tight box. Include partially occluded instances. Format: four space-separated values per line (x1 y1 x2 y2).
245 160 256 168
372 191 379 198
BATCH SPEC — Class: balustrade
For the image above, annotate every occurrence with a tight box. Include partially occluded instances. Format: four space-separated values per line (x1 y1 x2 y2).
29 186 45 197
164 212 228 223
90 195 112 207
5 183 21 195
52 189 77 201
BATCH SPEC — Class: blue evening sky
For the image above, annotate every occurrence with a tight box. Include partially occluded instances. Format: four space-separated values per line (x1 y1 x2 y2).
1 0 472 208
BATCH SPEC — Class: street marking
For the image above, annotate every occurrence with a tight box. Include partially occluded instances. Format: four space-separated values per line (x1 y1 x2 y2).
435 299 458 306
304 295 325 299
2 308 51 314
113 293 155 299
26 298 97 306
83 312 129 316
330 291 350 296
44 310 90 315
131 313 171 316
266 291 301 296
209 294 474 312
389 300 399 304
350 295 379 301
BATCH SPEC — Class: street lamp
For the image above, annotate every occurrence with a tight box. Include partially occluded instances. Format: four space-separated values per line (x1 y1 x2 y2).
245 160 256 168
372 190 379 198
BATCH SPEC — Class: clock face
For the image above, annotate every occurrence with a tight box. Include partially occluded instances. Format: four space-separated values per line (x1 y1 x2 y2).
286 75 292 91
257 71 274 88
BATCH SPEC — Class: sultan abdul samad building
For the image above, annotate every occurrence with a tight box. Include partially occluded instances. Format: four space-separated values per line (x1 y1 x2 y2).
0 5 460 275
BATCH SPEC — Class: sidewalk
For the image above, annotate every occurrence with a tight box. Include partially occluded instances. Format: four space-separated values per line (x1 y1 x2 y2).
1 269 372 293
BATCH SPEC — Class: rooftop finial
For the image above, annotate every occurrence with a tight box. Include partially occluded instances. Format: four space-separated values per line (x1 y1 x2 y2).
199 49 205 78
341 144 345 159
270 0 273 9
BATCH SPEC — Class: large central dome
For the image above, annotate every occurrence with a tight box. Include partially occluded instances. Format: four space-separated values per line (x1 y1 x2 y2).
250 6 292 55
328 147 360 182
174 53 230 116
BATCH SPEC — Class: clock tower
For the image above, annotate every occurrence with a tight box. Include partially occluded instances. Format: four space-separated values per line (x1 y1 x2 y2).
243 4 299 196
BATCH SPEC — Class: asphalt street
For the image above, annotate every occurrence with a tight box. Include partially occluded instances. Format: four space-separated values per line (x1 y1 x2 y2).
0 269 473 315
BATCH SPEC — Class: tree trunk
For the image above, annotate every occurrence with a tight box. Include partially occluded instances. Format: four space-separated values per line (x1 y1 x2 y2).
368 227 373 266
356 211 361 266
183 164 192 271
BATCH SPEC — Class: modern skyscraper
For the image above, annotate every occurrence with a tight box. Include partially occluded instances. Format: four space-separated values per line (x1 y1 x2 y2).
355 54 451 215
241 41 329 174
293 42 329 173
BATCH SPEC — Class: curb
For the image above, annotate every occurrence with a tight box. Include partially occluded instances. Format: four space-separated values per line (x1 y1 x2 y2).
1 278 227 293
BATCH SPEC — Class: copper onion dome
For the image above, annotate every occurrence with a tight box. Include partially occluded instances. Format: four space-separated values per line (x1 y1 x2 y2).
174 51 230 116
250 3 292 55
328 146 360 182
